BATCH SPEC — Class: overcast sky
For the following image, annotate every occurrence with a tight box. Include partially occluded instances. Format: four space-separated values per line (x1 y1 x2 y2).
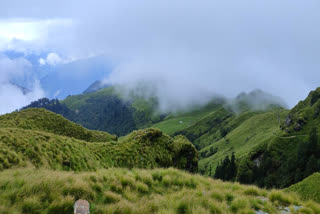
1 0 320 113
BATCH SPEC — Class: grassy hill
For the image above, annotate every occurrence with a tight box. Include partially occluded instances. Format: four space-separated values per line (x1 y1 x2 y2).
0 109 198 172
281 87 320 134
0 127 198 172
287 173 320 203
2 91 320 213
1 167 319 214
152 100 227 137
198 87 320 189
23 87 163 136
0 108 117 142
198 110 288 173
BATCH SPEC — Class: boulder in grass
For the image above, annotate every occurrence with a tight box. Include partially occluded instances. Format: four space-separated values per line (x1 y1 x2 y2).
74 200 90 214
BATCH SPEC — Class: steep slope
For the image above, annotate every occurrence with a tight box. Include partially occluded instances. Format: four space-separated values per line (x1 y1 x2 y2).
205 87 320 188
281 87 320 134
287 173 320 202
198 110 288 174
0 108 117 142
23 87 162 136
0 167 317 214
83 80 109 94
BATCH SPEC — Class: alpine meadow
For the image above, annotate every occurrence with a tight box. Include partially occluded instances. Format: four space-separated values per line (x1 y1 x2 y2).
1 1 320 214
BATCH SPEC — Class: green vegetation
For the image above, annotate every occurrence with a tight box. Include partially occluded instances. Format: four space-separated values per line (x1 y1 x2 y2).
214 153 237 181
0 127 197 172
152 100 226 136
199 110 287 174
3 88 320 212
23 87 162 136
1 167 318 214
282 88 320 134
0 108 198 172
203 87 320 189
0 108 116 142
287 173 320 203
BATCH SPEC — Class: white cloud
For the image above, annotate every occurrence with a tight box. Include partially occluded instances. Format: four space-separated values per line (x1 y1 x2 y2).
0 54 31 83
0 54 45 114
0 18 72 53
46 52 62 65
53 89 61 98
0 81 44 115
1 1 320 109
39 58 46 65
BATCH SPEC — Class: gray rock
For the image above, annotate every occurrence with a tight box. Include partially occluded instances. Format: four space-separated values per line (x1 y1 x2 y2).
74 199 90 214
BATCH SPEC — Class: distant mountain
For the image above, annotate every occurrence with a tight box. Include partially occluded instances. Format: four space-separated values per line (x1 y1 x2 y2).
21 87 164 136
40 55 113 99
83 80 109 94
232 89 288 112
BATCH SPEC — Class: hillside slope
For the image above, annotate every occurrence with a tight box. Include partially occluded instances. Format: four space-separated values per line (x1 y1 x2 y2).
198 110 288 174
0 127 197 172
152 99 227 137
23 87 162 136
0 108 116 142
287 173 320 202
0 108 198 172
201 87 320 189
0 167 318 214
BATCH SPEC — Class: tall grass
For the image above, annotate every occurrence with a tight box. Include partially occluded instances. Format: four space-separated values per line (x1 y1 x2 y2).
0 167 317 214
0 127 198 172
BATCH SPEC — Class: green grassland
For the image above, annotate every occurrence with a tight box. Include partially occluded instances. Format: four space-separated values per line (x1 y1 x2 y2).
195 88 320 189
0 127 197 172
287 173 320 203
0 108 117 142
2 91 320 213
194 111 261 150
62 87 117 111
1 167 319 214
198 110 288 173
152 101 226 136
0 108 198 172
281 88 320 135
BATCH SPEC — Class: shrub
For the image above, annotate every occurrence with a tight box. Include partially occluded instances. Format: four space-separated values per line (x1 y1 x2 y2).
121 176 135 188
47 196 74 214
269 190 293 206
22 197 42 214
104 191 121 204
230 198 248 213
244 187 260 196
177 201 190 214
136 182 149 194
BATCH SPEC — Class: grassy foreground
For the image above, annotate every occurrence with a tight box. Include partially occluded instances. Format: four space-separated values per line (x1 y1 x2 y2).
0 167 319 214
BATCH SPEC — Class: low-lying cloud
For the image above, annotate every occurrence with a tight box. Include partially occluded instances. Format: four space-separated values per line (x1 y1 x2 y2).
1 1 320 111
0 54 44 114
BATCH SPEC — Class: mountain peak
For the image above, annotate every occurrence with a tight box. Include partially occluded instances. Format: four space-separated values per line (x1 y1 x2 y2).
83 80 109 94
